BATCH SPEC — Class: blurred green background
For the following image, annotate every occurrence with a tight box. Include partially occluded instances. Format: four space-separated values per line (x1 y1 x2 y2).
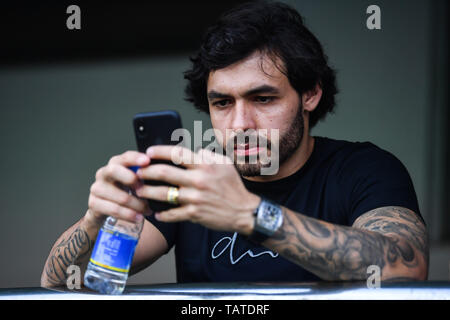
0 0 448 287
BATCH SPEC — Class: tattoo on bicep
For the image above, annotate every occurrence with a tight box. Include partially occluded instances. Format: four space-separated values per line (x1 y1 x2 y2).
353 207 428 257
44 227 94 285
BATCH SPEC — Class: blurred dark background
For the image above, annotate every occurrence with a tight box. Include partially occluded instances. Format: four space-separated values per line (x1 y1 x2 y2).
0 0 448 287
0 1 248 65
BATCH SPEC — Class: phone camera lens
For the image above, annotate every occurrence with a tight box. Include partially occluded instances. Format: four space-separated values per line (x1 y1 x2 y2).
136 121 146 137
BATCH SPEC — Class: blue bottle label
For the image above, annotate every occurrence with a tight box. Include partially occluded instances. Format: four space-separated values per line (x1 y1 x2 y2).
90 228 138 273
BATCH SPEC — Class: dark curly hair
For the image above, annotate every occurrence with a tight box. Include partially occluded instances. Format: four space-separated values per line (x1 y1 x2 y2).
184 0 338 129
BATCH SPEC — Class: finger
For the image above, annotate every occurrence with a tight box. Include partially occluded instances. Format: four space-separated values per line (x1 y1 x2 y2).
196 148 233 165
109 150 150 167
136 164 196 187
88 195 144 223
135 185 177 204
146 145 198 168
98 163 141 187
90 181 148 214
135 185 199 205
154 205 196 223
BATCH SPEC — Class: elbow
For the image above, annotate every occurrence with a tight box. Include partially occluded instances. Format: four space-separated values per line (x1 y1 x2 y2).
408 249 429 281
413 260 428 281
403 264 428 281
382 235 429 281
40 270 59 289
40 276 52 289
381 259 428 282
40 271 54 289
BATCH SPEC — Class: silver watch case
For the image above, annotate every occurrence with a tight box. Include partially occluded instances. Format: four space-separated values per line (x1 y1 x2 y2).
254 199 283 236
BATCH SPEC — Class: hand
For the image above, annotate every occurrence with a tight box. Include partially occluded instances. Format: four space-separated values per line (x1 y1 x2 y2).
85 151 152 227
135 145 261 235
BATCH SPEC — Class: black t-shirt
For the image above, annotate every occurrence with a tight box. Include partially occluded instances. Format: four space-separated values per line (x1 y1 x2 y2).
146 136 422 282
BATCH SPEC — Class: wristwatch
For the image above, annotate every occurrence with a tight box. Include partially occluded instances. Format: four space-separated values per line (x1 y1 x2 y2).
248 197 284 244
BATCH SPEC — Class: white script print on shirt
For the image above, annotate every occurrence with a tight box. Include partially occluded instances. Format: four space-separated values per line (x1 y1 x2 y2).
211 232 278 265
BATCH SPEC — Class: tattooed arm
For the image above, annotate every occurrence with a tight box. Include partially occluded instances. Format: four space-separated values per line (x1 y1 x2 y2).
41 150 170 288
262 206 428 281
40 212 99 288
41 210 169 288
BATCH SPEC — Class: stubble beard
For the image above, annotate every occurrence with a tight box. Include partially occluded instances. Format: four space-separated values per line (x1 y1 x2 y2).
224 105 305 177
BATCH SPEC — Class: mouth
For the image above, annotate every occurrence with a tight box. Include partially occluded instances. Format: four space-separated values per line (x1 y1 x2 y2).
234 144 264 156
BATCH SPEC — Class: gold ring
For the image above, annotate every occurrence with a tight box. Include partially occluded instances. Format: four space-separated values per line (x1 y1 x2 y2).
167 187 180 205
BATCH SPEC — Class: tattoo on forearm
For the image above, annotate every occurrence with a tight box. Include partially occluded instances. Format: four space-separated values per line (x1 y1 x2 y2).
268 206 428 281
44 226 95 286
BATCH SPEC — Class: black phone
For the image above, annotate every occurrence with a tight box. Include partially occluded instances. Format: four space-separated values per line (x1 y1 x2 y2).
133 110 183 213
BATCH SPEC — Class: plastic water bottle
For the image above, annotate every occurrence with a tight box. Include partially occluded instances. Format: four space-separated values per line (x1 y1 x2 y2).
84 167 144 295
84 215 143 294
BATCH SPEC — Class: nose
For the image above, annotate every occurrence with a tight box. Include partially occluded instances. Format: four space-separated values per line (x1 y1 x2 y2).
230 101 257 132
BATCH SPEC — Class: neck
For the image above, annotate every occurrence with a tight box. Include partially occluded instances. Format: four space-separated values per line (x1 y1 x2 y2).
243 133 315 182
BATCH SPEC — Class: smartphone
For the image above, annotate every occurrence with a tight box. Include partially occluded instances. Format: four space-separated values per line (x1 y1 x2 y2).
133 110 183 213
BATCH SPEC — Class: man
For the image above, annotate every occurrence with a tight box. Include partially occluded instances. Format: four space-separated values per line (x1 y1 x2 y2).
41 1 428 286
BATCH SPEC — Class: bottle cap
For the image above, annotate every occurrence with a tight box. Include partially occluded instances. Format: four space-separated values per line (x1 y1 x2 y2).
128 166 140 173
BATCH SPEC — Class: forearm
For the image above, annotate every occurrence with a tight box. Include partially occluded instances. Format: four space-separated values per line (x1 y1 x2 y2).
263 207 427 281
41 212 100 288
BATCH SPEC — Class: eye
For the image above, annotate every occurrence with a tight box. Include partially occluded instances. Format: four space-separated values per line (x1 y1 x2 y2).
255 96 275 104
212 99 232 108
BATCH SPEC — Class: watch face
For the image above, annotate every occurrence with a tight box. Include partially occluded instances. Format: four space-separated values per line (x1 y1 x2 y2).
257 200 283 235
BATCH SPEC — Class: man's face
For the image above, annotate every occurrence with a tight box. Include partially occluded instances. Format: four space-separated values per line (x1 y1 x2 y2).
207 51 304 177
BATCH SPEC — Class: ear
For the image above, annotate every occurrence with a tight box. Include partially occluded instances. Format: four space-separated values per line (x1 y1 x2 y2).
302 84 322 112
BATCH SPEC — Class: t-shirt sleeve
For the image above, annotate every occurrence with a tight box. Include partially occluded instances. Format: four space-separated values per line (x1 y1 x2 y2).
339 143 424 226
145 213 177 253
